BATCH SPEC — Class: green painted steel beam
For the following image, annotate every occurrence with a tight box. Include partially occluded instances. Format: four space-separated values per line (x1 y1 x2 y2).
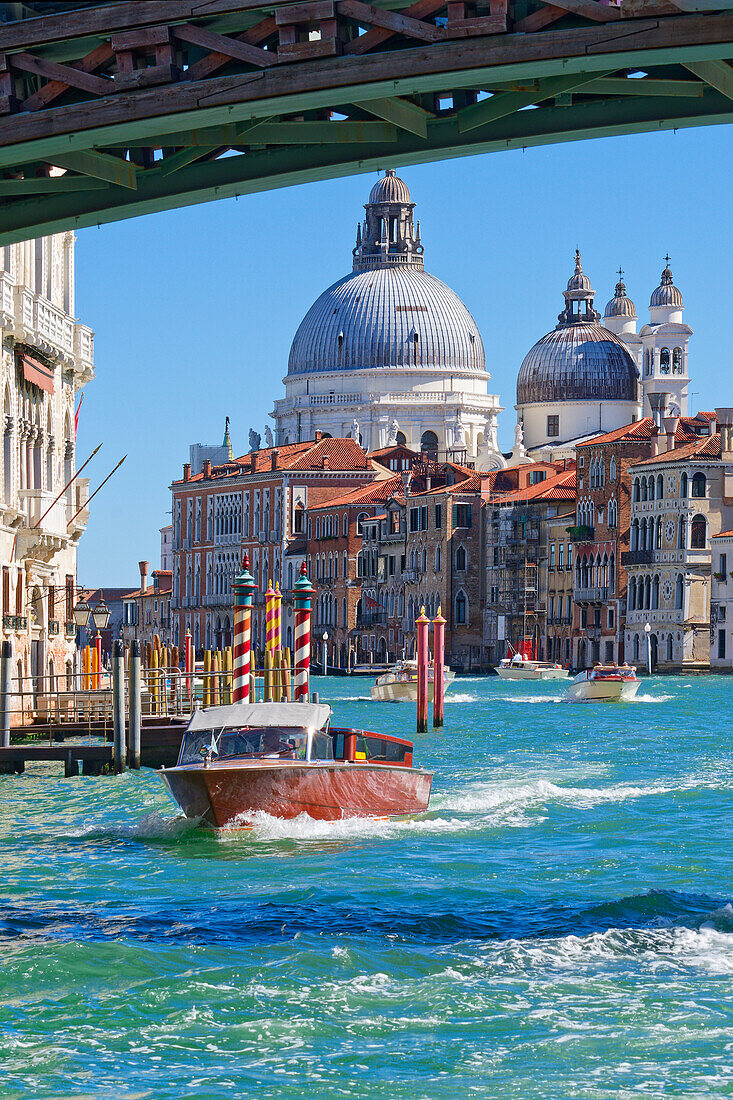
0 91 730 245
684 58 733 98
458 73 609 132
49 150 138 189
359 97 433 137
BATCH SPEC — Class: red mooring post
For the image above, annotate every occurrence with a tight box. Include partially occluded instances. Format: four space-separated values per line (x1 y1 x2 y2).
416 606 429 733
94 633 102 691
293 562 314 702
232 554 257 703
432 605 446 728
184 629 193 702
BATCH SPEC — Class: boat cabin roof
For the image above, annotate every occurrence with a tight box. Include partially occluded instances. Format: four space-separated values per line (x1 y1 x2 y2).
187 701 332 733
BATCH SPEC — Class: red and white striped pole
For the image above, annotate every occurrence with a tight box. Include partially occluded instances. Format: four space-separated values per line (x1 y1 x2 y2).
293 561 314 702
416 606 429 734
232 554 257 704
432 605 446 728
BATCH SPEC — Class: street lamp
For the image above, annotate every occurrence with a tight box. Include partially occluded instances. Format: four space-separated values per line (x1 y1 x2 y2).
92 592 111 632
644 621 652 676
73 596 91 630
322 630 328 677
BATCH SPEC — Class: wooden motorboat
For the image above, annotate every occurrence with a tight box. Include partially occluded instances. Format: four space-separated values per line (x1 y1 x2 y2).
160 701 433 827
495 656 569 681
566 664 640 703
370 659 455 702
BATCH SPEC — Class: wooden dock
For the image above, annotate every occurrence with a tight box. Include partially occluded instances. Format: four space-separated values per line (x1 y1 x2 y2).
0 720 187 776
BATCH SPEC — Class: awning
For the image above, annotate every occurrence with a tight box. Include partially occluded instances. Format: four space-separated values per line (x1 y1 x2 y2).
187 701 332 732
19 353 54 395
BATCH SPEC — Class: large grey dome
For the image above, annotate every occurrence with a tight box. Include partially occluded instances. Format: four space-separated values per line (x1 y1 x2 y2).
517 324 638 404
517 251 638 404
288 266 486 375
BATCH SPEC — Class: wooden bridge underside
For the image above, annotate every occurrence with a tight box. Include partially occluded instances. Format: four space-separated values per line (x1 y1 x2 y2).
0 0 731 242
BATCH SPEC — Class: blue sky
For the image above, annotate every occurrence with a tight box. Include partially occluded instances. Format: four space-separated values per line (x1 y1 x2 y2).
74 123 732 586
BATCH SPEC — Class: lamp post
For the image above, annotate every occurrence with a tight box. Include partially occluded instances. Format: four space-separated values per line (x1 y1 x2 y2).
644 621 652 676
322 631 328 677
91 592 111 688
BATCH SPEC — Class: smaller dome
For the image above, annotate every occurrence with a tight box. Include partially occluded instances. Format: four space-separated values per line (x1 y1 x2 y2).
650 258 683 308
605 274 637 319
368 168 412 205
565 249 593 297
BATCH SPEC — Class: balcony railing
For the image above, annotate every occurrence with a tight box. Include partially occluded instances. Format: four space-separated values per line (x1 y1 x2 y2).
621 549 656 566
575 586 609 602
356 612 388 628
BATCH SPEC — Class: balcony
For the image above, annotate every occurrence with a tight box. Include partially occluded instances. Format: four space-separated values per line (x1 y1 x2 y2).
48 620 59 635
566 525 594 543
65 622 76 636
401 569 419 582
575 586 609 603
621 549 655 566
18 489 67 537
356 612 388 628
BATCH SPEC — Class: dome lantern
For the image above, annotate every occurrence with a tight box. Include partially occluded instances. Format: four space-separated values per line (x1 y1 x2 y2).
353 168 424 273
557 249 601 326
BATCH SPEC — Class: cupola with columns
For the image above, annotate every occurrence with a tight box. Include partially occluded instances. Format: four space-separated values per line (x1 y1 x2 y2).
352 169 424 272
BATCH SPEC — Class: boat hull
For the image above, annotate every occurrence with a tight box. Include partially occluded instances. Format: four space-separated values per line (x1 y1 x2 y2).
567 679 640 702
370 672 455 702
161 760 433 826
496 666 569 681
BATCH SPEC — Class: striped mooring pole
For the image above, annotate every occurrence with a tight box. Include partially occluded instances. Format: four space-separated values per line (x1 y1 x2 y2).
265 578 277 655
293 562 314 702
432 606 446 728
184 629 193 702
274 582 282 653
416 606 430 734
232 554 257 703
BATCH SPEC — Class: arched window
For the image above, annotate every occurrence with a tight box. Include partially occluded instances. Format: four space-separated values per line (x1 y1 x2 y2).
691 472 706 499
630 518 638 551
673 347 683 374
656 474 664 500
660 347 670 374
435 545 441 572
356 511 368 534
396 431 406 446
455 546 467 571
667 634 673 660
610 456 617 481
656 517 663 549
680 472 688 498
455 590 467 625
641 479 648 502
652 575 660 610
420 431 438 460
608 499 618 528
648 476 655 502
633 635 640 662
691 514 707 549
629 576 636 610
675 574 684 609
678 515 686 549
633 478 640 502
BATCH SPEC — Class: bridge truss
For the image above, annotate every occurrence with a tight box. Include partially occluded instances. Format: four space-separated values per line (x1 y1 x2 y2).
0 0 731 242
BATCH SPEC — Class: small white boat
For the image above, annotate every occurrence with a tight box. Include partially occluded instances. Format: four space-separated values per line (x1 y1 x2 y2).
495 655 569 681
370 659 455 702
566 664 640 703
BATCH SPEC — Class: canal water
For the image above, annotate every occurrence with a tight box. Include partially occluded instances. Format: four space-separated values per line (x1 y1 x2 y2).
1 676 731 1098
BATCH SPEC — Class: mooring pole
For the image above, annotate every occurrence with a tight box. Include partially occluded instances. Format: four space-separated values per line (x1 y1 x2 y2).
416 606 430 734
128 639 141 769
432 606 446 729
112 640 126 773
0 640 12 748
293 562 314 702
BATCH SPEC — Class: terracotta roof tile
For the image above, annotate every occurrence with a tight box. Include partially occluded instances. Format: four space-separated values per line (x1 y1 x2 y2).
712 530 733 539
492 468 577 503
632 433 721 467
309 475 404 510
174 437 372 483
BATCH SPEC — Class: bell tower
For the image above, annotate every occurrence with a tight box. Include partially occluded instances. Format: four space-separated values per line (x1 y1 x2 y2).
640 258 692 418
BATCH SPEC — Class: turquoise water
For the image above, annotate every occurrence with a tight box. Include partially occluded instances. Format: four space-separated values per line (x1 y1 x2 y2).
1 676 732 1099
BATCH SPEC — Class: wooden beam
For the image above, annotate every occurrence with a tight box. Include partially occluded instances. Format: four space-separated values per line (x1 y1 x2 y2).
49 151 137 189
173 22 277 68
683 59 733 99
548 0 621 21
343 0 445 54
184 17 278 81
22 44 115 112
512 5 567 33
338 0 445 41
458 72 608 131
359 96 433 136
10 53 112 96
584 76 706 95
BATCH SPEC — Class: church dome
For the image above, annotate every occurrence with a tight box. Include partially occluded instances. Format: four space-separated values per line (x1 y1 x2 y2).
287 170 485 376
650 258 683 308
288 267 485 375
517 251 638 405
604 272 637 319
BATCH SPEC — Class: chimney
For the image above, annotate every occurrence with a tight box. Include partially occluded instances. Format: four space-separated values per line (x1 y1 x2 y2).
139 560 149 594
271 453 277 471
401 469 410 499
648 391 667 432
202 459 212 478
314 430 322 442
322 455 329 469
183 462 191 482
663 415 679 455
715 408 733 461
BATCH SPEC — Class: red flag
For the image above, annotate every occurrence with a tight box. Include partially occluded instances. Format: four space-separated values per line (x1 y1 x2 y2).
74 394 83 438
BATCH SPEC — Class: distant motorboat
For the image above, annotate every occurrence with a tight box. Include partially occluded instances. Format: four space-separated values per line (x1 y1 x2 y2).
370 659 455 702
566 664 640 703
495 655 569 681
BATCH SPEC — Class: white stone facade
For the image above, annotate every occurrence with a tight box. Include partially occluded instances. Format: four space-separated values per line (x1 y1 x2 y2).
0 233 94 689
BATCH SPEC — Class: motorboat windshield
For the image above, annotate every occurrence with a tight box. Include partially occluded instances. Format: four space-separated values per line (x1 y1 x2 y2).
179 725 335 765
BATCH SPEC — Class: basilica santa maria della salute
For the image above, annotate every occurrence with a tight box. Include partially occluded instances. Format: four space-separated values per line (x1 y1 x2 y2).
270 169 692 464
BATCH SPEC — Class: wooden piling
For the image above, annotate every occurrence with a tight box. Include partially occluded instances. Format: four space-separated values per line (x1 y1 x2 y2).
203 650 210 708
282 646 292 702
432 606 446 728
264 649 273 703
112 640 126 773
128 639 141 769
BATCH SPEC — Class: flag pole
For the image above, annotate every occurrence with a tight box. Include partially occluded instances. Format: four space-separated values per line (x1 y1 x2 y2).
32 443 102 529
66 455 126 529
